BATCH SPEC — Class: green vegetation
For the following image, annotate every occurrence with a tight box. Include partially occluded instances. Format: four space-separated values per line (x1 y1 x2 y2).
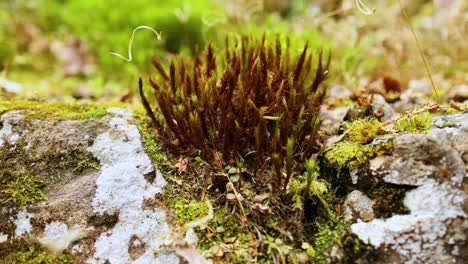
324 142 368 170
396 112 432 133
141 35 329 191
174 201 209 224
347 118 385 144
368 182 411 218
0 242 73 264
0 171 46 208
0 99 126 120
1 0 465 263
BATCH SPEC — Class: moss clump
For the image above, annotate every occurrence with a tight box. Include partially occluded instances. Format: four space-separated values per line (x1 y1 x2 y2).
395 112 432 133
324 140 394 171
0 99 126 120
196 207 241 251
313 220 346 264
73 157 100 172
136 121 172 175
0 171 46 208
368 183 411 218
174 201 209 224
1 243 73 264
347 118 385 144
324 142 368 170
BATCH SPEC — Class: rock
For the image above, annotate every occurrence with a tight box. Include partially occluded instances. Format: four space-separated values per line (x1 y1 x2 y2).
0 103 207 263
351 181 466 263
320 105 349 135
351 113 468 263
370 115 467 186
371 94 397 121
343 190 375 222
446 84 468 103
0 77 22 94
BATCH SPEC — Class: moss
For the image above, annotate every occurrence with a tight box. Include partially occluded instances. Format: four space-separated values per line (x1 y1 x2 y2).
196 207 241 251
73 157 100 172
347 118 385 144
368 182 412 218
0 106 103 209
324 139 394 171
312 220 347 264
174 201 209 224
324 142 368 170
1 242 73 264
136 121 171 173
0 99 126 121
0 170 46 208
395 112 432 133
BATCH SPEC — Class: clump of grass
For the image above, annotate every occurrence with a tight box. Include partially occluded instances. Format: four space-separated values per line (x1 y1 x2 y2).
140 35 330 190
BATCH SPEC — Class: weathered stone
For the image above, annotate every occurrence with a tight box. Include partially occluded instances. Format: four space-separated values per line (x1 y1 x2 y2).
0 107 207 264
343 190 375 222
370 126 466 186
351 113 468 263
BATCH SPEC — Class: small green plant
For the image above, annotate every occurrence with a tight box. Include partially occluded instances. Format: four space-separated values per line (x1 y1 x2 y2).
395 112 432 133
140 35 330 190
287 160 330 215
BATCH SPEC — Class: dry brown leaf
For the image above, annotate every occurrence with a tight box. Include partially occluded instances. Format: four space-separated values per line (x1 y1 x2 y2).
175 157 189 174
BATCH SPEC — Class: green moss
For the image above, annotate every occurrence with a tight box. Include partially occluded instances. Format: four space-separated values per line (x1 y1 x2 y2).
347 118 385 144
0 171 46 208
324 140 394 171
395 112 432 133
136 121 172 174
312 220 347 264
324 142 368 170
368 183 411 218
174 201 209 224
196 207 242 253
1 244 73 264
0 99 126 120
73 157 100 172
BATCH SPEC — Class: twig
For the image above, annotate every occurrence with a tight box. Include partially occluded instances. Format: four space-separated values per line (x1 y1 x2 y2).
397 0 439 101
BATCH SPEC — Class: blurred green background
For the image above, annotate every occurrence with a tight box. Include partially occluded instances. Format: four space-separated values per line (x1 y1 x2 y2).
0 0 466 101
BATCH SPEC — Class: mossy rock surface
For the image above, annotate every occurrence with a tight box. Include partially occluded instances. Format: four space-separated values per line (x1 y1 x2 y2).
320 113 468 264
0 100 192 263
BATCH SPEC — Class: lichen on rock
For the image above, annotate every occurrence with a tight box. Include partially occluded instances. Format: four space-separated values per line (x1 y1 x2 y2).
0 101 206 263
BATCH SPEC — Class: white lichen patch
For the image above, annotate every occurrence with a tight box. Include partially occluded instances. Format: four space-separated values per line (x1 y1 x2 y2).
87 108 179 264
351 181 466 263
0 112 21 147
39 222 86 254
13 209 33 237
0 232 8 243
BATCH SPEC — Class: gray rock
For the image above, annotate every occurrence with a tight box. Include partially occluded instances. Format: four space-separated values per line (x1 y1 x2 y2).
370 126 466 186
352 113 468 263
0 107 206 264
343 190 375 222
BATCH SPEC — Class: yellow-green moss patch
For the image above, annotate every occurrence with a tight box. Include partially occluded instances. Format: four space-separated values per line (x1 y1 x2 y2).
174 201 209 224
0 99 127 120
347 118 385 144
395 112 432 133
0 241 73 264
0 171 46 208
